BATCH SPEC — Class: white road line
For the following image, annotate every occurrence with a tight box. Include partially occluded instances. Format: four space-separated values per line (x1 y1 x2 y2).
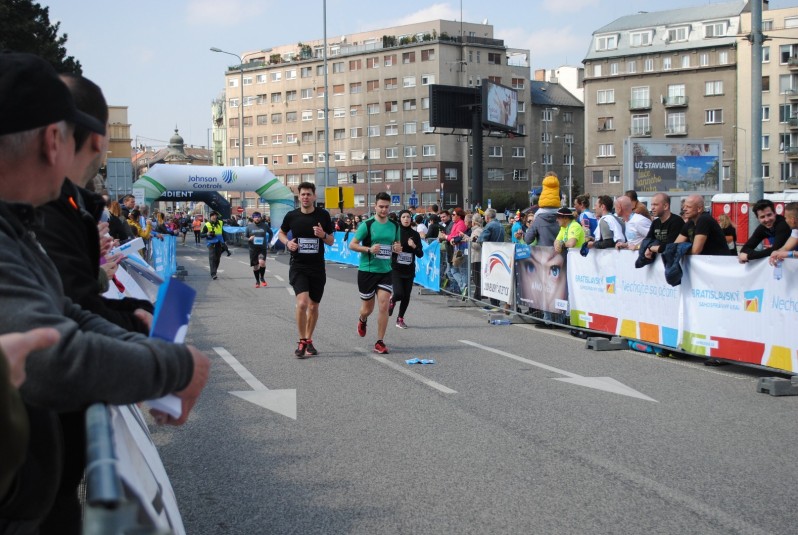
239 261 249 265
274 275 285 282
287 287 295 296
213 347 267 391
367 353 457 394
184 257 196 262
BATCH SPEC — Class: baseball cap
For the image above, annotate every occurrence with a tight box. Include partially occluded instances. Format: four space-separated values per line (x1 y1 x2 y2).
0 51 106 136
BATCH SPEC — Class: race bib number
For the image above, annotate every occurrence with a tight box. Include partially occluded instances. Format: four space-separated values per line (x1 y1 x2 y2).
376 244 392 260
298 237 320 254
253 237 264 245
397 252 413 265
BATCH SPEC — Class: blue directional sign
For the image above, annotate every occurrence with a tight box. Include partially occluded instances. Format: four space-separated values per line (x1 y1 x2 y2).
391 194 401 205
409 195 418 208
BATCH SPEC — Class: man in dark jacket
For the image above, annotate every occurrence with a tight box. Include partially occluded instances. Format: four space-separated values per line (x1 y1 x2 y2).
738 199 791 263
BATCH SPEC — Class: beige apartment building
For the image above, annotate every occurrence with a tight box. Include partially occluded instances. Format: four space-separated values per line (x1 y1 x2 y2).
583 1 748 199
738 5 798 192
213 20 530 211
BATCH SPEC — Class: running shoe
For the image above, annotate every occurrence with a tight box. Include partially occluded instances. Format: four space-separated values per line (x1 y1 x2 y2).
212 275 218 280
395 318 408 329
304 339 318 356
260 280 268 287
357 317 367 337
294 340 307 358
255 282 261 288
388 298 395 317
374 340 389 354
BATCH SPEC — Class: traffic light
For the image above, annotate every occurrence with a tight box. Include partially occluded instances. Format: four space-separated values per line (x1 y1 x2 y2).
351 173 357 184
512 169 518 180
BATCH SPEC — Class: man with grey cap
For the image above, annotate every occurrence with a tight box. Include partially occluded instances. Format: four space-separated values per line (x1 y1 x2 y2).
0 51 210 533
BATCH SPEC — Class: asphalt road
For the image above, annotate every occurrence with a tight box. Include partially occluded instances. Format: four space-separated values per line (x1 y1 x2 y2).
152 241 798 535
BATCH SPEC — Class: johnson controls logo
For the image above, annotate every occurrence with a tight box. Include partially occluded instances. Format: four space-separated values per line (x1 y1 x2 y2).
222 169 238 184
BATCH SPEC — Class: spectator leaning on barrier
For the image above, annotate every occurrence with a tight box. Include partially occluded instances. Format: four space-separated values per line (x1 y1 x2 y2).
0 51 210 534
739 199 791 263
674 195 733 256
469 214 484 300
574 193 597 236
587 195 626 249
769 202 798 265
717 213 737 252
640 192 685 263
625 189 651 220
553 207 586 254
614 195 651 251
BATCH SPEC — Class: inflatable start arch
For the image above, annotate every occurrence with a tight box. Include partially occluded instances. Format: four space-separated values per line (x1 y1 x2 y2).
136 164 295 229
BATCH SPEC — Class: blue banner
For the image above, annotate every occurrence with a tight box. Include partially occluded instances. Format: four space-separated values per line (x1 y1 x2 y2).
414 239 440 291
222 226 247 234
324 231 359 266
150 235 176 279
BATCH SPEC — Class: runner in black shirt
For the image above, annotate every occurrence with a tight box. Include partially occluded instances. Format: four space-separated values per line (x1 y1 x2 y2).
246 212 273 287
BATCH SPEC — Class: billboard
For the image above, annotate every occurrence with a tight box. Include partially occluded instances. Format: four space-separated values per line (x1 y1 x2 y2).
482 79 518 132
624 139 722 195
429 84 479 130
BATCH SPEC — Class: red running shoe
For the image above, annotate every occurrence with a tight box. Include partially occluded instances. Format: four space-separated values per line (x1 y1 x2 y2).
357 317 367 337
374 340 389 354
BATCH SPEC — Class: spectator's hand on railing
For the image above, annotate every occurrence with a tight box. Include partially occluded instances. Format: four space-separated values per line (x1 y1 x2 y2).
151 346 210 426
769 250 788 266
133 309 153 331
738 252 749 264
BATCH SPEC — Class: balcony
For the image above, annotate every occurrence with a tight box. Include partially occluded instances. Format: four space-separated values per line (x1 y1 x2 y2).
789 56 798 70
630 126 652 137
629 98 652 110
788 147 798 160
665 125 687 136
790 116 798 130
662 95 688 108
788 90 798 101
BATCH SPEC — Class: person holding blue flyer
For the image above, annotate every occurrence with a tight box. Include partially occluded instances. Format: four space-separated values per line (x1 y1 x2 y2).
246 211 273 288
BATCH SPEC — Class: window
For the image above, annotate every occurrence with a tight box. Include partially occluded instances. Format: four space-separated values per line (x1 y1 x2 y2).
350 127 362 138
514 170 528 181
384 54 396 66
367 79 379 92
593 64 602 77
349 59 362 71
271 113 282 124
243 96 256 107
421 49 435 61
705 109 723 124
317 109 325 119
511 77 525 90
316 86 325 98
350 105 361 116
422 144 436 156
630 30 652 47
384 77 398 90
598 144 615 157
511 146 526 158
317 152 325 162
332 84 345 95
367 57 379 69
301 66 312 78
666 112 686 134
350 82 362 94
704 21 727 38
763 105 771 121
445 168 458 180
404 145 417 158
763 163 771 178
763 135 770 150
597 89 615 105
598 116 614 131
627 60 636 74
487 52 502 65
421 97 430 110
667 27 688 43
317 130 325 141
681 55 690 68
385 101 398 113
662 56 672 70
229 138 239 148
257 135 268 146
367 103 379 115
488 146 503 157
286 174 299 185
271 92 282 104
368 148 380 160
257 114 268 125
402 51 415 64
332 62 344 73
644 58 654 72
285 69 296 80
334 151 345 162
286 111 297 123
609 170 620 183
592 170 603 184
780 74 798 94
385 147 398 159
610 62 619 75
333 107 345 118
257 156 268 165
300 110 312 122
779 104 794 123
256 74 267 84
630 86 650 108
271 71 282 82
229 98 239 108
403 99 417 111
403 76 416 88
705 80 723 96
301 131 313 143
333 129 345 140
421 168 437 181
596 34 618 51
631 114 650 136
487 168 504 181
368 125 379 137
700 53 709 67
541 132 552 143
404 122 416 135
719 50 729 65
385 169 400 182
301 88 313 99
422 121 433 133
272 134 283 144
228 78 238 88
421 74 435 85
286 154 296 164
385 124 398 136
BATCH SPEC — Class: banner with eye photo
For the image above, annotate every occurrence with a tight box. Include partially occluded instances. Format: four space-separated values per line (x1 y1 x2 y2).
515 246 568 314
480 242 516 304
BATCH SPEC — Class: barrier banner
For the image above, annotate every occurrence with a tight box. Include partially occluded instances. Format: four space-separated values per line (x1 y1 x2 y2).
567 249 682 347
222 226 247 234
325 231 359 266
681 256 798 371
415 239 441 291
149 235 176 279
481 242 515 304
515 246 568 313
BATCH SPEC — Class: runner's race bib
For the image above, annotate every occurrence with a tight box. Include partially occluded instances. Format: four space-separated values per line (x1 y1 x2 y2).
397 252 413 265
253 237 264 245
376 244 392 260
298 237 319 253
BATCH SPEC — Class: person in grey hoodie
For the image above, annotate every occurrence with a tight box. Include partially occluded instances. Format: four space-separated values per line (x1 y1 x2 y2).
524 207 560 246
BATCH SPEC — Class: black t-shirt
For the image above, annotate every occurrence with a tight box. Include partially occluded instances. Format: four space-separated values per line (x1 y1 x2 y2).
645 213 685 246
280 208 334 266
679 213 732 256
246 221 273 251
722 225 737 245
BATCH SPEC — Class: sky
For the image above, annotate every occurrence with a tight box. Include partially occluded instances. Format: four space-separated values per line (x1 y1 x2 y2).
42 0 795 149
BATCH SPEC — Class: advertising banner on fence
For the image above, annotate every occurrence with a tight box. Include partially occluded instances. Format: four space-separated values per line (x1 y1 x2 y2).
415 239 441 291
325 231 359 266
681 256 798 371
515 246 568 313
567 250 681 347
149 235 176 279
481 242 515 303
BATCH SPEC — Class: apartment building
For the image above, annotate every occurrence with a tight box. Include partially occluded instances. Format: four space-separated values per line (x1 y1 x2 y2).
213 20 529 211
583 0 747 198
738 4 798 191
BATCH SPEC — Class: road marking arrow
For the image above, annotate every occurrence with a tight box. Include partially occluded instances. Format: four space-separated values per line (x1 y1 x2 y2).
213 347 297 419
460 340 657 402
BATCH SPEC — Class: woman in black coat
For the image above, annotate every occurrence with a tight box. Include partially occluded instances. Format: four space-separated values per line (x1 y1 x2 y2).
390 210 424 329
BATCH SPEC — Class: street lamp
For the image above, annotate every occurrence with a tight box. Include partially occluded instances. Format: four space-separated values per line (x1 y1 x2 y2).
211 46 245 210
555 135 573 207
